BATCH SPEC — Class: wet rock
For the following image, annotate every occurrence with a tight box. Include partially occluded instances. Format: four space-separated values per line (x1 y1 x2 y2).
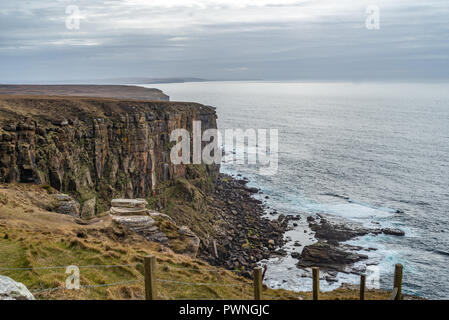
246 187 259 193
297 241 368 273
111 198 147 209
291 252 301 259
307 216 315 222
274 249 288 256
309 219 370 242
110 198 148 216
381 228 405 236
52 193 80 217
277 214 286 224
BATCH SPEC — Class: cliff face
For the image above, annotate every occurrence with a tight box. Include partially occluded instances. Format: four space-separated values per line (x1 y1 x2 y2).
0 96 218 216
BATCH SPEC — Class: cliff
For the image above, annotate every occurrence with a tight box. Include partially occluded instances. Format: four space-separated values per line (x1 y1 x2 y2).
0 95 218 216
0 95 284 275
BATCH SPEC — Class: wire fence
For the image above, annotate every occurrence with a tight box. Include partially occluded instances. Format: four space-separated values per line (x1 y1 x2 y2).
0 259 405 300
0 263 140 271
0 260 256 300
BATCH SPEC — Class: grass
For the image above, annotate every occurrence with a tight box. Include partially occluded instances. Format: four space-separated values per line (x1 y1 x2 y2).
0 183 299 300
0 183 416 300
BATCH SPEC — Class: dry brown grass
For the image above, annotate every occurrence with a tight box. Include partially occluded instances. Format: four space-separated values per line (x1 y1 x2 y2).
0 183 414 300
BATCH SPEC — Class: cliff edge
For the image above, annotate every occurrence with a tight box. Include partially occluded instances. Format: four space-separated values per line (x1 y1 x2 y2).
0 85 169 101
0 95 218 216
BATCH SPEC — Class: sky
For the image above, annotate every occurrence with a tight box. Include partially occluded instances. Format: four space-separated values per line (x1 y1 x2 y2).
0 0 448 83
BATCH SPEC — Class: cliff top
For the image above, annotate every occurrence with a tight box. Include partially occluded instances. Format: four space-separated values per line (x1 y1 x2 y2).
0 182 412 300
0 85 169 101
0 95 215 124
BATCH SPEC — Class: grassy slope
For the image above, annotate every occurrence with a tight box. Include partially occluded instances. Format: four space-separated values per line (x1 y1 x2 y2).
0 183 402 300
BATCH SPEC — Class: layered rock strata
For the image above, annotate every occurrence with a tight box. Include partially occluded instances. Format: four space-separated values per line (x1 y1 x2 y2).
109 198 200 257
0 96 218 215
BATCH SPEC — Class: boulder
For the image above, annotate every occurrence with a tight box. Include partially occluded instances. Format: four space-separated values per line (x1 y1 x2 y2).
109 198 148 216
0 275 35 300
80 197 96 218
111 198 147 209
381 228 405 236
52 193 80 217
309 219 370 242
297 241 368 272
246 187 259 193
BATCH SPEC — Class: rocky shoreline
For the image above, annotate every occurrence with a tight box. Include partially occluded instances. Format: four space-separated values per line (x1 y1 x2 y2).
200 173 406 281
292 214 405 279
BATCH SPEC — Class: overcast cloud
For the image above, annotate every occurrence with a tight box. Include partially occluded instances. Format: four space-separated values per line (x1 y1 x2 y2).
0 0 448 82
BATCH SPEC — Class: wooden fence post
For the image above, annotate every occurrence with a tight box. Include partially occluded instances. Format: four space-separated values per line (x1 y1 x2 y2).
144 256 157 300
393 264 403 300
312 267 319 300
360 274 366 300
253 267 263 300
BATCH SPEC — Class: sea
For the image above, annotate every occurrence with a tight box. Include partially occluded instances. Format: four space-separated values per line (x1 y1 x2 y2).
141 81 449 299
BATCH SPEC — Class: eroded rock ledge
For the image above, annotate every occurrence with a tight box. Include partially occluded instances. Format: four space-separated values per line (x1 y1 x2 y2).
109 198 200 258
294 215 405 276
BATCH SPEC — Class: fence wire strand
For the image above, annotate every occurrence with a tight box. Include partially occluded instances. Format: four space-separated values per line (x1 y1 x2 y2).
31 279 141 294
0 263 141 271
1 262 263 300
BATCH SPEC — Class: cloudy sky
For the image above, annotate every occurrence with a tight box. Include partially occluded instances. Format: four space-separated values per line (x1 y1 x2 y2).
1 0 448 83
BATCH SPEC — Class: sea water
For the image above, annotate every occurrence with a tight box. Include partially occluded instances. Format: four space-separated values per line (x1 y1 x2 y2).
142 81 449 299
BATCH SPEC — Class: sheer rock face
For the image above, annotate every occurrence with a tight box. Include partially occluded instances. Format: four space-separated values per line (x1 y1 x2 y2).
0 96 218 214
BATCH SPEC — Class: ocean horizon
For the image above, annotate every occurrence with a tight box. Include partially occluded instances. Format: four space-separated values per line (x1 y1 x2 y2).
142 80 449 299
